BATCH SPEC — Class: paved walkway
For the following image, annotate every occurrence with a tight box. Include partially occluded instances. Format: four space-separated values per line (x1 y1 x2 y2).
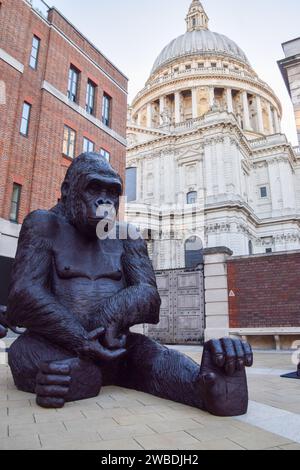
0 346 299 450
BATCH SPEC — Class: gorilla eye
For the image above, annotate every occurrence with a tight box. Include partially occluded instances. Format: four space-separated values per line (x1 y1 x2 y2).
87 182 100 194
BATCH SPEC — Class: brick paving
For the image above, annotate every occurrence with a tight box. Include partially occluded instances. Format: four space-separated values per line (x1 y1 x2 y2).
0 348 299 450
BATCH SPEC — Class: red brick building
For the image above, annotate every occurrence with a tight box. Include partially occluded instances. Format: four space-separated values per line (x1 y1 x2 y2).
0 0 128 303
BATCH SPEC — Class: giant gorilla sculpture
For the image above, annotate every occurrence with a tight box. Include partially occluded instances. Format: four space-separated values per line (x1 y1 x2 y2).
5 153 253 415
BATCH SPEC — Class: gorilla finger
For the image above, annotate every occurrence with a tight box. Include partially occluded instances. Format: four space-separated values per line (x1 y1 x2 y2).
39 362 71 376
233 340 246 370
201 372 217 389
36 373 71 387
107 335 127 349
35 384 69 398
88 327 105 341
242 342 254 367
221 338 237 375
36 396 65 409
207 339 225 367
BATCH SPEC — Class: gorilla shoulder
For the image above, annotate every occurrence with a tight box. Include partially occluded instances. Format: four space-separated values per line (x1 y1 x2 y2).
21 209 65 240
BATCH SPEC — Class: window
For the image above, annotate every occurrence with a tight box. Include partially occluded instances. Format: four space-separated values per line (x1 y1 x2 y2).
266 248 272 254
211 62 217 68
125 167 137 202
100 148 110 161
63 126 76 158
198 63 204 68
86 80 96 115
102 93 112 127
248 240 253 255
67 66 79 102
174 67 179 73
29 35 40 70
185 64 191 71
185 236 203 269
83 137 95 153
260 186 268 198
10 184 21 223
20 102 31 136
187 191 197 205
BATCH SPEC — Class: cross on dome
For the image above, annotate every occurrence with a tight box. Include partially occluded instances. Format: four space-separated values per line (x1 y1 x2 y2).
186 0 209 32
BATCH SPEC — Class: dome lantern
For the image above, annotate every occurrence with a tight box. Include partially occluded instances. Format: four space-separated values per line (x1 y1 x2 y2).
186 0 209 32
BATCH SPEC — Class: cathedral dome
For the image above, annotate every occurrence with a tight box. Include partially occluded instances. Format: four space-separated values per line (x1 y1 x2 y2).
151 29 250 75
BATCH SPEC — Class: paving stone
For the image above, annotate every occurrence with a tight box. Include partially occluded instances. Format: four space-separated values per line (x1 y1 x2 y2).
134 431 199 450
185 438 246 450
98 424 156 441
0 435 41 450
44 438 143 450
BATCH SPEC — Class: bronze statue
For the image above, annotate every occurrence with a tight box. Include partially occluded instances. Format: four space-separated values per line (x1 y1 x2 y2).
3 153 253 416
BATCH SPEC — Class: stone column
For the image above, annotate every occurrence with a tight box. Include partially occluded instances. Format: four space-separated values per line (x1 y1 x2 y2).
146 102 152 128
192 88 198 119
159 96 165 125
174 92 181 124
267 102 275 134
209 87 215 108
204 247 232 341
204 143 213 198
137 112 142 127
226 88 233 113
274 110 281 133
256 95 264 134
242 91 251 130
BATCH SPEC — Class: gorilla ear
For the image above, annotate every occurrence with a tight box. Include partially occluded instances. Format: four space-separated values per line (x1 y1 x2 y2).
61 181 70 202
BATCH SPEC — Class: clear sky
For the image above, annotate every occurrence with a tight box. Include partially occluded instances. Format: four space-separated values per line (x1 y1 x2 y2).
47 0 300 145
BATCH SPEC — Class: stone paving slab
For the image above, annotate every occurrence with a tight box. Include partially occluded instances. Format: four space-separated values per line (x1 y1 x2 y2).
0 350 299 450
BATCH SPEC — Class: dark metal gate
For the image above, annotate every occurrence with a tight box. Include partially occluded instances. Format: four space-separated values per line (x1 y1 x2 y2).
148 268 205 345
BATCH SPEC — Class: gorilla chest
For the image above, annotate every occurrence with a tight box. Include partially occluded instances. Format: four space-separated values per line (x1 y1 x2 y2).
53 233 124 282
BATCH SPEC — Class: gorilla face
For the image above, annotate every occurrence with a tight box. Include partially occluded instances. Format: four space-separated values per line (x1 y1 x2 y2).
82 174 121 229
61 153 123 238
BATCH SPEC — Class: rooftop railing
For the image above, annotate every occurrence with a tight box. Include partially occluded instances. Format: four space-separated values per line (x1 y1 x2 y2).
133 66 273 103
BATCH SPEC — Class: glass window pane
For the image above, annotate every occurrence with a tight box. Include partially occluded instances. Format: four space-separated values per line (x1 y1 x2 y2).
185 236 203 268
83 138 95 153
10 184 21 222
100 148 110 161
63 126 76 158
29 36 40 69
20 103 31 135
125 167 137 202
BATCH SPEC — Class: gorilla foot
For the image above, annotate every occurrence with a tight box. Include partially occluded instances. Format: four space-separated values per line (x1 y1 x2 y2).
35 361 72 409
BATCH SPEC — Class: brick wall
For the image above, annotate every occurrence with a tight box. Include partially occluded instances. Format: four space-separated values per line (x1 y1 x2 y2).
228 251 300 328
0 0 127 224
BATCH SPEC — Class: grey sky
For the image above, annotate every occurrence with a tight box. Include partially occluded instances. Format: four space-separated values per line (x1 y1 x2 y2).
49 0 300 145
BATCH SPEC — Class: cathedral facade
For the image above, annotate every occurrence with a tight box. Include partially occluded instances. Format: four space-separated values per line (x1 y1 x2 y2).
126 0 300 270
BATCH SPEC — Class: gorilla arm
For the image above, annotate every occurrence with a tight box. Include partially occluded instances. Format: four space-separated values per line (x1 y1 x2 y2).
7 212 89 354
90 236 161 332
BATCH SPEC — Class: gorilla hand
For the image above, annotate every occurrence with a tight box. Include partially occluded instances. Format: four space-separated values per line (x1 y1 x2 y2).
199 338 253 417
80 328 126 363
104 323 127 350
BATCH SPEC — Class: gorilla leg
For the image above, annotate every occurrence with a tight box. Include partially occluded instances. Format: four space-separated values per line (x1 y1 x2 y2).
117 333 204 409
9 332 102 408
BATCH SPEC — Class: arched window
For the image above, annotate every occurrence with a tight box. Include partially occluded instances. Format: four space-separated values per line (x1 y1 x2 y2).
248 240 253 255
187 191 197 205
185 236 203 268
125 167 137 202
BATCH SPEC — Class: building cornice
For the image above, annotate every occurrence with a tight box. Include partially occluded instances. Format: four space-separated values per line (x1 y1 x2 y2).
22 0 128 95
0 49 24 74
132 68 281 114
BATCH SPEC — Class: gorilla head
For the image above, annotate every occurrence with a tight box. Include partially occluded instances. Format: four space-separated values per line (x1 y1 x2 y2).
59 152 123 237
